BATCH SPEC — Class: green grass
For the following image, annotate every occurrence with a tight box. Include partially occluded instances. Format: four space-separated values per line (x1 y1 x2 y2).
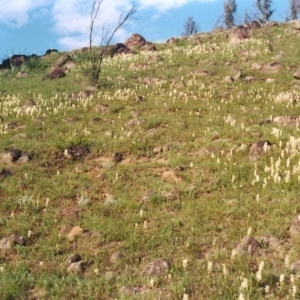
2 22 300 299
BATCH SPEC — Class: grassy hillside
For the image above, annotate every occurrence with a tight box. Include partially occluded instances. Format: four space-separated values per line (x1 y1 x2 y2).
1 22 300 299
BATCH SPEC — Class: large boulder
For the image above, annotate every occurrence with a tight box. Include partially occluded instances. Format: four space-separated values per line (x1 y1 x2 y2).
229 26 250 44
44 49 58 56
125 33 147 49
0 55 28 69
42 67 67 80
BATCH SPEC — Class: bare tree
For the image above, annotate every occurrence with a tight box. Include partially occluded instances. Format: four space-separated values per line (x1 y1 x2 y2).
289 0 300 20
224 0 237 29
255 0 274 23
83 0 136 87
182 16 199 37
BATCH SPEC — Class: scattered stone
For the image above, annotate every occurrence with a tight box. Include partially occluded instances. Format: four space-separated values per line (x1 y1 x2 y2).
142 258 169 276
67 261 85 273
273 116 300 127
66 254 82 264
262 61 283 73
265 78 275 83
223 76 233 82
248 140 271 160
190 69 213 77
21 99 36 112
290 260 300 272
93 104 109 113
234 236 261 256
0 168 12 179
244 76 255 82
109 251 124 264
153 146 163 154
140 190 155 203
251 62 263 71
293 67 300 79
148 55 163 62
64 145 90 160
142 77 163 85
258 234 283 255
289 214 300 239
67 226 84 242
229 26 250 44
0 234 24 250
274 91 298 104
162 170 182 183
233 70 242 81
16 71 30 78
161 189 181 201
1 148 22 164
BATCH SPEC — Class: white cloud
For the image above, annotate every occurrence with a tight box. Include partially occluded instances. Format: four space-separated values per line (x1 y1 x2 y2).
51 0 134 49
0 0 52 27
137 0 215 12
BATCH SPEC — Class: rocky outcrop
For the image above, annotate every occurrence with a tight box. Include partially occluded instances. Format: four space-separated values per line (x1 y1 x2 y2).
125 33 147 49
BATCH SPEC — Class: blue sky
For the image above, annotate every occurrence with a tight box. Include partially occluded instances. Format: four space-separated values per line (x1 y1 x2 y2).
0 0 292 58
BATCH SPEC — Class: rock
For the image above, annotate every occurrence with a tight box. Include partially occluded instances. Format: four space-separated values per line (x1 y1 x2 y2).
142 259 169 276
1 148 22 163
153 146 163 154
113 152 123 163
148 55 163 62
42 67 67 80
67 226 84 242
290 260 300 272
258 234 283 255
93 104 109 113
262 61 283 73
16 71 30 78
21 99 36 112
289 214 300 239
233 70 242 81
64 145 90 160
245 21 261 29
109 43 135 56
166 37 179 44
274 91 298 104
229 26 250 44
251 62 263 71
190 69 213 77
293 67 300 79
66 254 82 264
0 234 24 250
0 168 12 179
52 54 72 69
67 261 85 273
142 77 163 85
265 78 275 83
273 116 300 127
0 55 28 69
244 76 255 82
234 236 261 256
44 49 58 56
18 152 32 163
248 140 271 160
109 251 124 264
125 33 147 50
223 76 233 82
142 43 156 51
162 171 182 183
